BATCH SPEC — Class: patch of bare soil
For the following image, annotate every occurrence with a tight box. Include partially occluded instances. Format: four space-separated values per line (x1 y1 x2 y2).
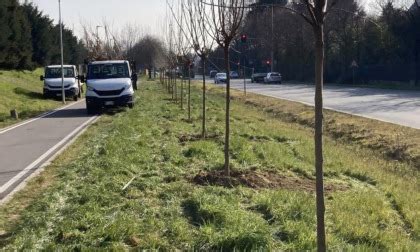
192 170 349 193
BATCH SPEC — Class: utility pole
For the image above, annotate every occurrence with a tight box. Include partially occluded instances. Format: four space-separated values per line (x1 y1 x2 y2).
59 0 65 104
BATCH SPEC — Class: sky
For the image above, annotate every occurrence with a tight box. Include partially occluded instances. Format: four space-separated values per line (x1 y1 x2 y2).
27 0 414 39
28 0 168 38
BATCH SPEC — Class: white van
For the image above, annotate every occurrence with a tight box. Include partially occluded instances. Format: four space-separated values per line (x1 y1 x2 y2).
40 65 82 100
83 60 136 114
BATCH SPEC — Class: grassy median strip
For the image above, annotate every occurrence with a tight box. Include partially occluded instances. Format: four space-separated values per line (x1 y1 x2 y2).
0 80 419 250
0 69 65 129
225 85 420 170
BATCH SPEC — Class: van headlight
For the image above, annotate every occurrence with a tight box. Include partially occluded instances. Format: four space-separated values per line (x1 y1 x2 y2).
87 85 94 91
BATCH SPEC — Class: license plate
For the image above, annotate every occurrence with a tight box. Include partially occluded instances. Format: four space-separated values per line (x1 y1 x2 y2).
105 101 114 106
56 93 62 97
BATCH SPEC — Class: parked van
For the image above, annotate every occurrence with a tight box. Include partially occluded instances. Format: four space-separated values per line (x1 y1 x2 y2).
40 65 82 100
82 60 137 114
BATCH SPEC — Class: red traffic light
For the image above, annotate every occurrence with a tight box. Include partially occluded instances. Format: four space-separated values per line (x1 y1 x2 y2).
241 34 247 43
266 60 271 65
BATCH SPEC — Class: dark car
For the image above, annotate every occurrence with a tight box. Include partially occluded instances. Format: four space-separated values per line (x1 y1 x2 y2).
209 70 218 78
251 73 267 83
230 71 239 79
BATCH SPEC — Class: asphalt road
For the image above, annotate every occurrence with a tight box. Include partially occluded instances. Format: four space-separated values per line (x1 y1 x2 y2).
0 100 97 201
198 76 420 129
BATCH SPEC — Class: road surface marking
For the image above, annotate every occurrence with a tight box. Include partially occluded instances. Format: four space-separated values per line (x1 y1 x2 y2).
0 99 85 135
0 115 97 194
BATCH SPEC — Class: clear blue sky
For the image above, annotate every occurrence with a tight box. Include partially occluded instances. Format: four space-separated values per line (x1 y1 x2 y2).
28 0 167 38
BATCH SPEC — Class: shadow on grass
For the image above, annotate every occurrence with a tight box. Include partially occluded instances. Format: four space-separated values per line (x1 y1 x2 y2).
13 87 43 99
248 204 275 224
101 107 127 116
181 198 225 227
181 197 271 250
0 232 13 248
178 132 222 144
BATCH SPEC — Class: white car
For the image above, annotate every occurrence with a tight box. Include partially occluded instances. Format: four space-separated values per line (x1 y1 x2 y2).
214 73 227 84
40 65 82 100
264 72 282 84
84 60 136 114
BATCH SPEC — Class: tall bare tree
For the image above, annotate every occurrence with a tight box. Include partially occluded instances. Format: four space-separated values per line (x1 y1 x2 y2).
173 1 192 110
207 0 246 176
184 0 216 137
130 36 167 75
281 1 338 251
80 20 126 61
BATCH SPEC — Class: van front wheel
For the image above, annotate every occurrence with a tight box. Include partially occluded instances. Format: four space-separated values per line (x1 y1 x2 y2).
86 104 97 115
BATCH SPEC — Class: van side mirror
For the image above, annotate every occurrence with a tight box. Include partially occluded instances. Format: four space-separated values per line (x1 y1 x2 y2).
40 75 44 81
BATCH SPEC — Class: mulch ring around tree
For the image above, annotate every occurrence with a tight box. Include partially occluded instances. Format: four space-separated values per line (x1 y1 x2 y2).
192 169 349 193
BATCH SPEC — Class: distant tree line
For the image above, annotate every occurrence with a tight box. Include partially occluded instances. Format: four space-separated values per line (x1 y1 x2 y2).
0 0 86 70
129 36 167 72
207 0 420 85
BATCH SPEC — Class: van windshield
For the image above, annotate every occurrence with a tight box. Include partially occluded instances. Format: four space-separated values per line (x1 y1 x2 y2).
88 63 129 79
45 67 75 78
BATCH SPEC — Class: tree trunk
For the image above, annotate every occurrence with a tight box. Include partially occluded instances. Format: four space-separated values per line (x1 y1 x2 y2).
314 24 326 252
166 70 169 92
181 75 184 109
415 39 419 87
167 70 170 93
202 58 207 138
174 75 178 103
167 70 169 92
171 73 174 99
223 46 231 176
188 65 191 121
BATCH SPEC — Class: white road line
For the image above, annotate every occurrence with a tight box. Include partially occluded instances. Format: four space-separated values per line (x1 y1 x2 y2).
0 115 97 194
0 99 85 135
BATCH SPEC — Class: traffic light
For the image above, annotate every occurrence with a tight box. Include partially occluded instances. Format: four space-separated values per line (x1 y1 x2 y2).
266 60 271 66
241 34 247 43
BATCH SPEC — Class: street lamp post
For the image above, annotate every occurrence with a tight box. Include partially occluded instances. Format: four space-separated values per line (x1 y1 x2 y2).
59 0 65 104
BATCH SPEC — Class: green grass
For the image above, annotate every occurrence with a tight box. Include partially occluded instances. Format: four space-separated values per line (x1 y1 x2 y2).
0 69 64 129
0 80 419 250
232 85 420 170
